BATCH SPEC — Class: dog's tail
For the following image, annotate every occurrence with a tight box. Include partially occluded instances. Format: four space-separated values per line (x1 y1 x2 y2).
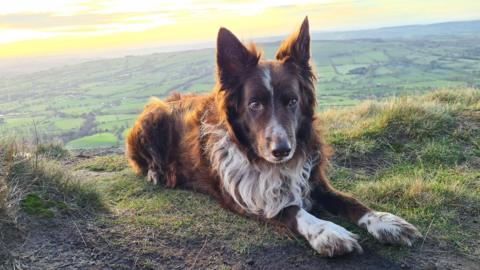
125 98 173 176
126 123 148 175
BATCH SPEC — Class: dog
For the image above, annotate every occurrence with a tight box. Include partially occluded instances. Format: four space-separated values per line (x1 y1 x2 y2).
126 17 421 257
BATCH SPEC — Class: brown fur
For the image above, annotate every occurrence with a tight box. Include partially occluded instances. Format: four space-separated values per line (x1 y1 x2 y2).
125 18 419 256
126 17 369 223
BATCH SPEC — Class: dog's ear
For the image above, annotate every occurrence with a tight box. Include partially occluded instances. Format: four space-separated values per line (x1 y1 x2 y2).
275 17 310 65
216 27 259 91
276 17 316 118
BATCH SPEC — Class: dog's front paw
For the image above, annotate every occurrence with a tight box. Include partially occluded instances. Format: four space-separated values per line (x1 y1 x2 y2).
147 169 160 185
358 211 422 246
307 221 363 257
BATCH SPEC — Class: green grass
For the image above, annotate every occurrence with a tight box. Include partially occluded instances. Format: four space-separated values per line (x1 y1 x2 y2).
324 89 480 255
65 89 478 258
76 155 128 172
36 142 70 159
96 114 136 131
322 89 479 167
92 171 289 254
0 140 103 265
1 116 45 129
62 137 286 254
0 141 105 215
95 114 137 123
0 89 478 264
20 193 69 219
66 132 119 149
53 118 85 130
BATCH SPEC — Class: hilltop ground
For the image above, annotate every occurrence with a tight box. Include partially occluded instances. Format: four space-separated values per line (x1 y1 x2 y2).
1 90 479 269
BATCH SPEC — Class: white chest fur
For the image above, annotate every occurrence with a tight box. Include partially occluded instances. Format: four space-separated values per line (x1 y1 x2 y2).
202 122 313 218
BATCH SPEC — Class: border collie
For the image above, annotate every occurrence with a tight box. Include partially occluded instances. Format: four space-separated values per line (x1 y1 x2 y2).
126 17 421 257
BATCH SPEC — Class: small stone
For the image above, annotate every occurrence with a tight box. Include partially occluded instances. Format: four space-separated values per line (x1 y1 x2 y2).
246 258 254 265
423 262 437 270
231 262 246 270
438 240 448 249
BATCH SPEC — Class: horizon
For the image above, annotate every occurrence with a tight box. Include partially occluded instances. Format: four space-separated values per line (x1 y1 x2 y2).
0 19 478 70
1 0 480 60
1 18 479 77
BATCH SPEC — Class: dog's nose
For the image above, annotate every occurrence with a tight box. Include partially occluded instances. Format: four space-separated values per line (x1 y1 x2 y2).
271 142 291 158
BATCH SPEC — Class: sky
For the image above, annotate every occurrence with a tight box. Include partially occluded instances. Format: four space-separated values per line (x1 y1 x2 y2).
1 0 480 59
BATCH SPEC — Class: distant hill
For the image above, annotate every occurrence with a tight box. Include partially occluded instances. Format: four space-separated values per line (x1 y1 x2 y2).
1 20 479 77
312 20 480 40
0 20 479 147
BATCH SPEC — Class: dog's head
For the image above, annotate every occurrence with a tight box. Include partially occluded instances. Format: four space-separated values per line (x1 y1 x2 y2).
215 17 316 164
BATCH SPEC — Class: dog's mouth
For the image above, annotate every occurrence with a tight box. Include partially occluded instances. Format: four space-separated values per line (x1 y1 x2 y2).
267 156 293 164
260 145 296 164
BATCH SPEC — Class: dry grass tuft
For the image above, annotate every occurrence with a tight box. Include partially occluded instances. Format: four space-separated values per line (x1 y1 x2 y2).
324 89 480 255
0 139 105 268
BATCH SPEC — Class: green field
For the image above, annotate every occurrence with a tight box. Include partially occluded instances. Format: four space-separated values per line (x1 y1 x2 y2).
1 21 479 148
65 132 119 149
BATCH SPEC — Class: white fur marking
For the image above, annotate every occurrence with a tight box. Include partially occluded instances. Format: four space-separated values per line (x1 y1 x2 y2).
201 122 312 218
296 209 361 257
358 211 421 246
269 116 288 140
147 169 159 185
263 115 295 163
262 68 273 93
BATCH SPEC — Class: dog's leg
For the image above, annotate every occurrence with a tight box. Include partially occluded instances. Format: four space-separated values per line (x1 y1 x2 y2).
147 162 161 185
310 172 422 246
276 206 362 257
138 102 178 187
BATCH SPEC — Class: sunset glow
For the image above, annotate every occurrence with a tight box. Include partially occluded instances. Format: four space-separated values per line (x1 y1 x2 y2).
1 0 479 58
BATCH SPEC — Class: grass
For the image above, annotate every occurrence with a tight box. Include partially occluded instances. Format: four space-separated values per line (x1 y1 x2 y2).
323 89 479 168
36 142 70 160
53 118 85 130
75 155 128 172
69 153 290 254
20 193 69 219
66 132 119 150
0 89 478 264
0 140 105 266
323 89 480 256
65 87 475 262
81 89 477 258
0 140 104 219
93 172 289 254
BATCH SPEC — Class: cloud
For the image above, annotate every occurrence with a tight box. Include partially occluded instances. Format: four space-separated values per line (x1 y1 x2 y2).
1 0 480 57
0 13 142 29
0 0 90 16
0 29 59 44
0 12 175 39
0 0 330 41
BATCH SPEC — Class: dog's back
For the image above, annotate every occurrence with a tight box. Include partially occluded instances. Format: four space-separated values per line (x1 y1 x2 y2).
126 93 214 186
126 98 172 176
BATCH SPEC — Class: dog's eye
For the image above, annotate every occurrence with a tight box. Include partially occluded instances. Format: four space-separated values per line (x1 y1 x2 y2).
287 98 298 108
248 101 263 111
